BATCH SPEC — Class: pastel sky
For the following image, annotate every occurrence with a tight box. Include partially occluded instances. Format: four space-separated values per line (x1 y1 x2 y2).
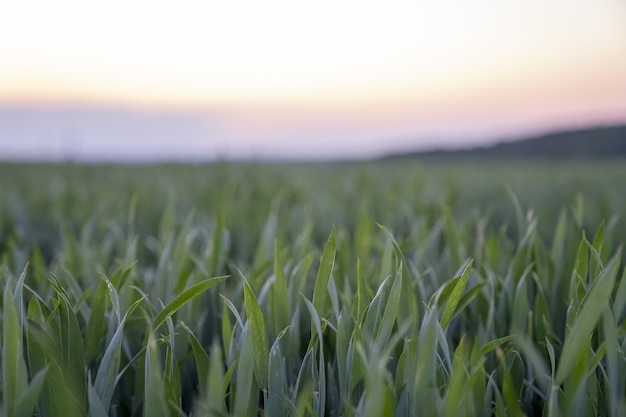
1 0 626 160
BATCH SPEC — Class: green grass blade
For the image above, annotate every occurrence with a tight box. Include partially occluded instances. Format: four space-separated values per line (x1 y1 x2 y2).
144 333 170 417
221 302 234 358
209 344 229 416
93 321 126 412
303 296 327 417
268 331 289 417
443 205 464 268
480 336 514 355
3 282 28 417
12 264 28 330
272 240 290 333
355 259 371 324
88 380 109 417
243 277 270 390
103 273 121 324
26 319 83 417
50 276 88 416
377 223 419 329
311 227 336 317
496 348 526 417
233 330 258 417
556 251 621 385
15 367 48 417
85 280 109 363
180 321 211 395
612 262 626 320
603 309 624 417
550 210 567 266
221 294 245 331
441 259 473 330
94 297 144 412
152 275 227 332
376 262 403 350
362 275 390 339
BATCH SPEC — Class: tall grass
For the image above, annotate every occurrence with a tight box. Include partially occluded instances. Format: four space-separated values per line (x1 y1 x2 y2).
0 160 625 416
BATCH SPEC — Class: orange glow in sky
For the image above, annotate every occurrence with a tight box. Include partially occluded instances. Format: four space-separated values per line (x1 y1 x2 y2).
1 0 626 160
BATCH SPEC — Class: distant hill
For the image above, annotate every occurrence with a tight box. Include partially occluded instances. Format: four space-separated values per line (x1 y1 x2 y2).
382 124 626 160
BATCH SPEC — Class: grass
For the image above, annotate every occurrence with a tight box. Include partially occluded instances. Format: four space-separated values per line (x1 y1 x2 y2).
0 158 625 416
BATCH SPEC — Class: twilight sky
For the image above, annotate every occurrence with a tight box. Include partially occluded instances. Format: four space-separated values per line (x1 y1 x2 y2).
1 0 626 160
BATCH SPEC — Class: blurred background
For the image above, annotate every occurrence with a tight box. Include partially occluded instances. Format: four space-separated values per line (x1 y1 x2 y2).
1 0 625 161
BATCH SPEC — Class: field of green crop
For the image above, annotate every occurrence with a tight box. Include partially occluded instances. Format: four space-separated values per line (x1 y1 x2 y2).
1 159 625 417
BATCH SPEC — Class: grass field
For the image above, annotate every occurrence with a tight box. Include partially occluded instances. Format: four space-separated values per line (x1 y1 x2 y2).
1 159 625 417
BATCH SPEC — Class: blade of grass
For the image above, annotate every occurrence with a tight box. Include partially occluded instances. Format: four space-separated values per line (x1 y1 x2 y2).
14 367 48 417
88 380 109 417
268 329 290 417
441 259 473 330
50 275 88 416
311 227 336 318
233 330 258 417
272 240 289 333
377 223 418 328
376 262 403 350
180 321 211 395
152 275 227 332
85 279 110 363
144 333 170 417
94 297 144 412
556 251 621 385
243 276 270 391
3 281 29 417
355 259 371 324
303 296 327 417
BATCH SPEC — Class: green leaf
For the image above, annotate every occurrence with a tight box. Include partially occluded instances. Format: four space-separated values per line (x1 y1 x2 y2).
180 321 211 395
355 258 371 324
480 336 514 355
233 330 258 417
268 331 290 417
443 205 463 268
144 334 170 417
12 264 28 329
612 261 626 320
603 309 624 416
14 367 48 417
152 275 227 332
85 280 110 363
302 297 326 417
550 210 567 267
207 344 229 415
103 272 122 324
50 276 88 415
94 297 144 412
221 302 233 358
88 380 109 417
253 201 279 272
93 319 126 412
311 227 336 318
556 251 621 385
362 275 391 338
376 262 403 350
377 223 419 331
26 319 84 417
3 282 29 417
243 278 270 390
496 348 526 417
272 240 290 334
441 259 474 330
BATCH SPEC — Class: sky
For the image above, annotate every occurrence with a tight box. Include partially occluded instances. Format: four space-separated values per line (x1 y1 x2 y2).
1 0 625 161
